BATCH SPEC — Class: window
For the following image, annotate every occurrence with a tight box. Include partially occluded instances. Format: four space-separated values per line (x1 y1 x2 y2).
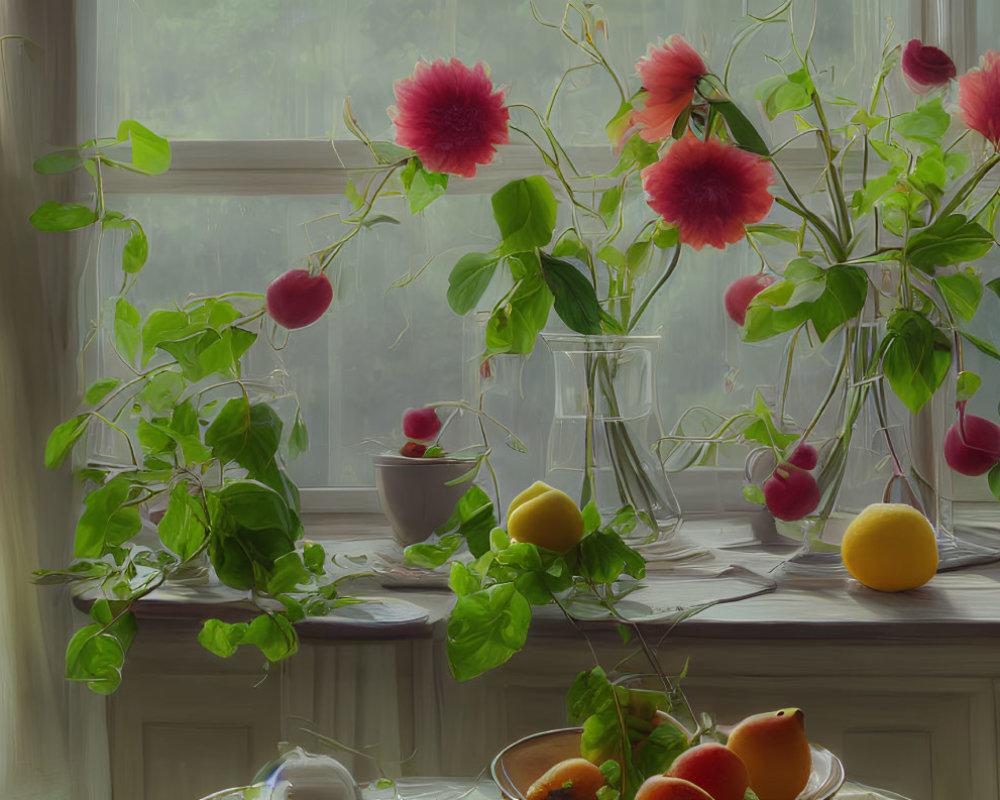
81 0 997 520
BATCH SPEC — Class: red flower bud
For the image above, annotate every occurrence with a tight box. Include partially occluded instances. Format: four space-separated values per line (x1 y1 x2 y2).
402 407 441 442
902 39 956 94
763 463 820 521
944 413 1000 476
266 269 333 329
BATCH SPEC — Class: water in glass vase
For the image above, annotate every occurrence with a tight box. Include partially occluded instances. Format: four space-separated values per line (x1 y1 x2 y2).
542 333 680 546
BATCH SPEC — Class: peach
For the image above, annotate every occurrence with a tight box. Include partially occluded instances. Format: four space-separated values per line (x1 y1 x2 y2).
666 742 749 800
525 758 604 800
635 775 714 800
762 463 820 521
724 274 775 326
943 414 1000 476
727 708 811 800
265 269 333 329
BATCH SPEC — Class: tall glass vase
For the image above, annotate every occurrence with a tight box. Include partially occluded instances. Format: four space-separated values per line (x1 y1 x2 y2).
542 333 680 546
776 322 928 557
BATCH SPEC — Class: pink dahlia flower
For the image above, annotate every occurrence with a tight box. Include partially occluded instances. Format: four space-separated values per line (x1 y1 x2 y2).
901 39 956 94
391 58 509 178
633 36 707 143
641 135 775 250
960 50 1000 148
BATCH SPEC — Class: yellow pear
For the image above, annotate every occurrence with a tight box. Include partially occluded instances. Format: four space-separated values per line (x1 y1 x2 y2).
506 481 584 553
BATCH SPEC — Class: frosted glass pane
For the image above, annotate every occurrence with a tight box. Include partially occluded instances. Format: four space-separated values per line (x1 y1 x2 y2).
81 0 913 141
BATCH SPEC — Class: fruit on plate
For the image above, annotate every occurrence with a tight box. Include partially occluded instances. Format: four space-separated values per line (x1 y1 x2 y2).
840 502 938 592
525 757 605 800
265 268 333 329
507 481 584 553
665 742 750 800
635 775 714 800
726 708 811 800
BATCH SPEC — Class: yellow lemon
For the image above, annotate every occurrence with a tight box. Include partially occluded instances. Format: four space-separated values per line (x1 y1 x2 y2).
841 503 938 592
507 481 584 553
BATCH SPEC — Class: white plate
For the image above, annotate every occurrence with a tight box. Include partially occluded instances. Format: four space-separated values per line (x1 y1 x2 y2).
491 727 845 800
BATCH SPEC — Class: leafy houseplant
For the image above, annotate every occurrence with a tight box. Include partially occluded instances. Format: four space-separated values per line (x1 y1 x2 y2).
306 0 1000 540
32 123 365 694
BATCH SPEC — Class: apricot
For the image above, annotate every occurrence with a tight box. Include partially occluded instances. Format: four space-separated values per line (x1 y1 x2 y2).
727 708 811 800
402 407 442 442
943 414 1000 476
724 274 775 326
266 269 333 329
525 757 604 800
506 481 584 553
635 776 714 800
666 742 749 800
762 463 820 521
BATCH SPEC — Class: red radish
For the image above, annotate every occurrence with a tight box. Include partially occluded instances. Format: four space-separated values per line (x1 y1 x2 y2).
399 441 427 458
944 413 1000 476
724 274 775 326
787 442 818 471
402 407 441 442
266 269 333 329
763 463 820 521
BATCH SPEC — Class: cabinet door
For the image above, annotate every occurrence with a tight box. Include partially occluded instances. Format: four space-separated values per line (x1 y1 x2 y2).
109 629 281 800
682 676 998 800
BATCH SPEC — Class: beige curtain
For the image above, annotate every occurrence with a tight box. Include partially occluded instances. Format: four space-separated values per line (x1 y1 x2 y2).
1 2 109 798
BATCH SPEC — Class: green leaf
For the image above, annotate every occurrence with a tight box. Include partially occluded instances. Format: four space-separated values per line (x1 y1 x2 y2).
34 150 84 174
599 185 622 226
157 482 207 561
959 330 1000 361
987 277 1000 301
566 667 614 722
137 371 184 413
45 414 90 468
447 252 499 314
906 214 994 273
400 157 448 213
289 411 309 460
883 310 951 413
579 530 645 583
205 398 282 476
266 552 312 594
634 721 689 778
539 252 602 335
852 172 898 217
84 378 120 406
29 201 98 231
893 97 950 143
65 623 125 694
198 619 249 658
988 463 1000 502
439 485 496 558
448 561 482 597
116 119 171 174
552 229 590 261
754 74 813 121
956 370 982 403
114 298 141 364
370 141 414 165
491 176 557 255
244 614 298 661
344 178 364 209
746 224 799 244
446 583 531 681
935 271 983 321
712 100 770 156
74 477 143 558
141 309 192 364
122 220 148 273
743 484 765 504
404 533 464 569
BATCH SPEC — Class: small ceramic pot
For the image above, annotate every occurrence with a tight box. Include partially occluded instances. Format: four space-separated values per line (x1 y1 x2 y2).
373 453 473 547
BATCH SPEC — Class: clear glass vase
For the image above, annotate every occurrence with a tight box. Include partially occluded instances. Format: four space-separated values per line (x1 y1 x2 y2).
542 333 680 546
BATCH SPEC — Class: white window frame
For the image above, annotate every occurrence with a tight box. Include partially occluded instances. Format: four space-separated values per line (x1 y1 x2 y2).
86 0 985 518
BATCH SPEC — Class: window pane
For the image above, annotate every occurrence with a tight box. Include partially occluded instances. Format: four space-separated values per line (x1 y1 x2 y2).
82 0 912 142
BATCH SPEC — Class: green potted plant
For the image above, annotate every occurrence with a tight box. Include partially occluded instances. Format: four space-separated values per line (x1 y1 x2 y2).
31 122 365 693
